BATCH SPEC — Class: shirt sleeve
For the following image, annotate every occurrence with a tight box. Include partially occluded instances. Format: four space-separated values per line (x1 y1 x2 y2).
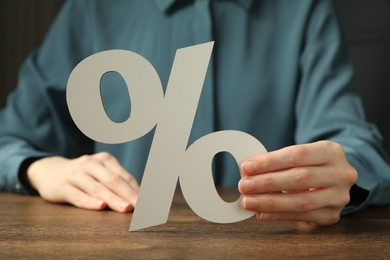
294 0 390 214
0 0 93 194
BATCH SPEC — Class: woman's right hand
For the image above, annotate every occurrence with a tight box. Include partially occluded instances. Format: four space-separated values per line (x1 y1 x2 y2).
26 152 139 212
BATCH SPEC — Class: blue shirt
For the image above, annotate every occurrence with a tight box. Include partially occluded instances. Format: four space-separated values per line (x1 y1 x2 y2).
1 0 390 214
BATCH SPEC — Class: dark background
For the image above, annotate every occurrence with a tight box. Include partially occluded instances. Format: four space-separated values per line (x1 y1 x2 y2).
1 0 390 153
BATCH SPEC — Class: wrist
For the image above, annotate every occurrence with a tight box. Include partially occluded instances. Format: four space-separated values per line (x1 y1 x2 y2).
18 158 41 195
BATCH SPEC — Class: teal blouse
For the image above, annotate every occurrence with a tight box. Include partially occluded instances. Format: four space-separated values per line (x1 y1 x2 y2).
1 0 389 214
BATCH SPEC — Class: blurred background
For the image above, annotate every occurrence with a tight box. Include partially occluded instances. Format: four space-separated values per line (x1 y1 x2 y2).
1 0 390 153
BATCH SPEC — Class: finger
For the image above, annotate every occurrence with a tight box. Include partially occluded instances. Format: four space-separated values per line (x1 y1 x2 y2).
63 184 108 211
241 188 349 213
69 173 134 213
240 141 344 176
83 157 138 206
256 208 342 226
238 166 337 194
94 152 140 191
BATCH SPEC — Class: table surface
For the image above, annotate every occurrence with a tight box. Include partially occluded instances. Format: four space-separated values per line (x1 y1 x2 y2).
1 190 390 259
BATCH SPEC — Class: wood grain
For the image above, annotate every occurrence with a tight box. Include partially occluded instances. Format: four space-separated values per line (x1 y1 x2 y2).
1 190 390 259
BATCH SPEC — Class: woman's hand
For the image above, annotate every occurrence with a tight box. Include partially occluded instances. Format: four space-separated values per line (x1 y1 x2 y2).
239 141 357 226
27 152 139 212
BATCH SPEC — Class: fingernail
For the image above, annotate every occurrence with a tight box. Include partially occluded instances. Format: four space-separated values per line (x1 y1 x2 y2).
96 200 106 209
120 202 131 211
241 160 255 175
243 196 257 210
239 178 254 193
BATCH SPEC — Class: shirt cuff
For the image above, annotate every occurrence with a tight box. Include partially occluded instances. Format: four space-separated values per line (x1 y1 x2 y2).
1 149 52 195
341 151 377 215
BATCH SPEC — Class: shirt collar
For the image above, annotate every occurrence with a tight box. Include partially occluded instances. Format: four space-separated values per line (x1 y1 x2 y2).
154 0 254 13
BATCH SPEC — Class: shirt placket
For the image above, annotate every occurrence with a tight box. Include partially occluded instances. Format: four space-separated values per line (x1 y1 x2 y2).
189 0 216 144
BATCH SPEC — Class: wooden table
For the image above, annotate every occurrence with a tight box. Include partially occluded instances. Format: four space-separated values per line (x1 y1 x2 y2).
1 190 390 259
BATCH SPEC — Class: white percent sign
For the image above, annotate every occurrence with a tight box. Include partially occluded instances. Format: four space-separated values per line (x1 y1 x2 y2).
66 42 267 231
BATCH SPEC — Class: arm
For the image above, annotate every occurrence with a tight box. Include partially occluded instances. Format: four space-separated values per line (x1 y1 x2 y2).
294 0 390 213
0 0 90 194
239 0 390 225
0 0 139 211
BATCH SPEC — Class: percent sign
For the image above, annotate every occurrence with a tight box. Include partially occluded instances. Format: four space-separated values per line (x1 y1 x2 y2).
66 42 267 231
